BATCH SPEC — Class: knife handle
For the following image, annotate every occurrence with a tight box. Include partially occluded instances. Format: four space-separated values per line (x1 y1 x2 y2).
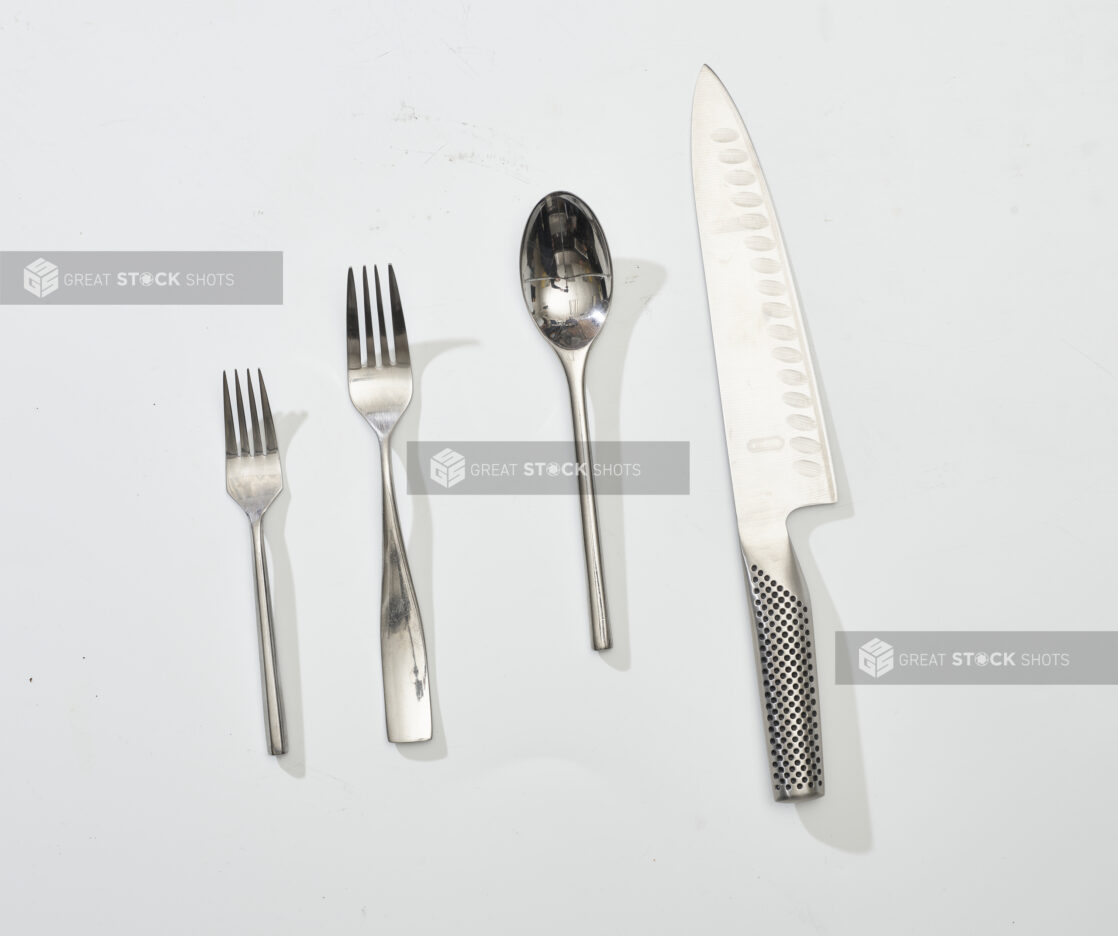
742 535 824 802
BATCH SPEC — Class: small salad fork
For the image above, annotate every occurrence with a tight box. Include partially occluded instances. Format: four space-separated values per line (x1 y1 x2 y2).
223 369 286 755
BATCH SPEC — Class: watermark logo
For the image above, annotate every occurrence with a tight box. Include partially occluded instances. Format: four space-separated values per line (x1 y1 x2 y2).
837 632 1105 684
2 251 282 304
858 638 894 678
430 447 466 489
23 257 59 298
408 441 689 495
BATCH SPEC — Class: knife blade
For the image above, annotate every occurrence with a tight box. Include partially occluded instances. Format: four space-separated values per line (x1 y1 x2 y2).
692 65 837 802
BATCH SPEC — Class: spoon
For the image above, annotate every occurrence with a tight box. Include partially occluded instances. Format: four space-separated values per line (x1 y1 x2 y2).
520 191 612 651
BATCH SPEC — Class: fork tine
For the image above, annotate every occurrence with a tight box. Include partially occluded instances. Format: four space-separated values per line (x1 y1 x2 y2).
234 371 250 456
374 266 390 364
362 266 379 366
259 369 278 453
223 372 238 456
346 268 361 370
245 369 263 455
387 264 409 365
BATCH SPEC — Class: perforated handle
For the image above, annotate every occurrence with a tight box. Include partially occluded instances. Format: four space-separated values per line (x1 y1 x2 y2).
742 537 824 801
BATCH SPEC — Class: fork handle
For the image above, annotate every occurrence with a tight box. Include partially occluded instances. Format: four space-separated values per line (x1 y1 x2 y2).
250 519 287 755
378 439 432 743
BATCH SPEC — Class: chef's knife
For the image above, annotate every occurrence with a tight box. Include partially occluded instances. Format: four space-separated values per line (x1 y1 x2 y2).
692 65 837 802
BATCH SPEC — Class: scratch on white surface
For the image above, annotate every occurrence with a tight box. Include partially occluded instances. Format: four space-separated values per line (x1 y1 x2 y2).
1062 338 1117 381
1049 521 1088 548
444 40 476 75
308 767 355 792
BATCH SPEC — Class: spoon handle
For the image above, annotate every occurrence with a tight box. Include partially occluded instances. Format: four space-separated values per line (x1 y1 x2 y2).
563 352 611 651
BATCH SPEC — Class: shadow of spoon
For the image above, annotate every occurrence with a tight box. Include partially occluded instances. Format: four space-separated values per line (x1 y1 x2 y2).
585 258 667 671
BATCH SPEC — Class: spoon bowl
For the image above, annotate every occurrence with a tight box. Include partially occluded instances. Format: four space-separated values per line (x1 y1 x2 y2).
521 192 613 352
520 191 614 651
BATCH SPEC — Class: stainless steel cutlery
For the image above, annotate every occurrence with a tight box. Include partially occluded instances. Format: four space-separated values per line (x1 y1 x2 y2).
211 71 842 794
223 369 287 755
346 265 432 743
692 65 837 801
520 192 614 652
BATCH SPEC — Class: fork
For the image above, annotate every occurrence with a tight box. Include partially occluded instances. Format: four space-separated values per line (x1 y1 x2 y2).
223 369 286 755
346 265 432 743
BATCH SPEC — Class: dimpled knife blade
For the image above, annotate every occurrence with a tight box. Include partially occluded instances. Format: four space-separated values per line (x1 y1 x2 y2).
692 65 837 802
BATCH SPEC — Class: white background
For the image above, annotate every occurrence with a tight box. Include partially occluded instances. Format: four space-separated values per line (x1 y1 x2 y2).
2 1 1116 932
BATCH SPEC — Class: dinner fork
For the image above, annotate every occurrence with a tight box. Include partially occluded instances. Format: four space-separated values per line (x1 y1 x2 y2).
223 369 286 755
346 265 432 743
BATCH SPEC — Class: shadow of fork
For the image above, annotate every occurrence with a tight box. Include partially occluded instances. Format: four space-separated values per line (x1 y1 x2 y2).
391 338 477 762
269 410 308 779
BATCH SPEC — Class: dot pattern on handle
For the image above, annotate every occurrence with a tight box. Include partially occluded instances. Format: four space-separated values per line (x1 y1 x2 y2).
750 565 823 795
